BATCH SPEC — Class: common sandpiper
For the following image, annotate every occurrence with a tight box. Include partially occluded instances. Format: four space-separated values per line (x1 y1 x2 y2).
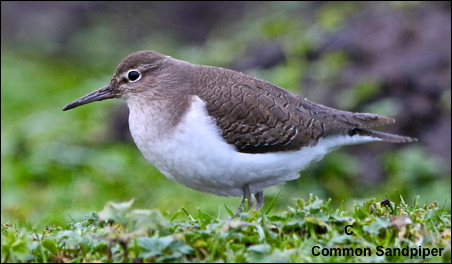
63 50 417 211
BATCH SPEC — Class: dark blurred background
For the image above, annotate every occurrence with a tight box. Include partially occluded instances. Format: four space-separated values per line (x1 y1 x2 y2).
1 1 450 228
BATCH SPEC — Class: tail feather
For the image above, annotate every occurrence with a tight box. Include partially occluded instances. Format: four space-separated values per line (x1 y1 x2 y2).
349 128 417 143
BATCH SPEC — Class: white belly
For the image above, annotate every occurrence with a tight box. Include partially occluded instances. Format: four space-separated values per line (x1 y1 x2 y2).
128 96 379 197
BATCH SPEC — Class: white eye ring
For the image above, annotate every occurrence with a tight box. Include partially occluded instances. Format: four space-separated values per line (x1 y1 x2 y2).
127 69 142 82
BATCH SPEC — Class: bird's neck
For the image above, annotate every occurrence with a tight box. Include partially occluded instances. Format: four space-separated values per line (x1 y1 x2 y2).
127 94 191 140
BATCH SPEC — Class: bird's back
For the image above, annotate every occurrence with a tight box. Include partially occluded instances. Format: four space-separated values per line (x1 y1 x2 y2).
191 65 415 154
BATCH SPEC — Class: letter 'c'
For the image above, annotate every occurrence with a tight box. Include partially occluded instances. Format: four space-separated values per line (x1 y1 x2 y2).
345 225 353 235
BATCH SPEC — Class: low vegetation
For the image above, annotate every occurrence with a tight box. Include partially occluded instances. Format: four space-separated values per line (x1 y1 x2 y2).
2 195 450 263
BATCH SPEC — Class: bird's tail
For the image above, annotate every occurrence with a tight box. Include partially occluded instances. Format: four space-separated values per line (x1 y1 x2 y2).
349 128 417 143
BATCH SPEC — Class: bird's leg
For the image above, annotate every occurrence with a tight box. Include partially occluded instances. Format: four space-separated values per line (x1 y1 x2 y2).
229 185 260 219
254 191 264 210
229 186 263 219
234 184 253 215
240 184 253 211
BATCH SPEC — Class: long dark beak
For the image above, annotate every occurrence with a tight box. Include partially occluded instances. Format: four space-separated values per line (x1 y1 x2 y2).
62 84 116 111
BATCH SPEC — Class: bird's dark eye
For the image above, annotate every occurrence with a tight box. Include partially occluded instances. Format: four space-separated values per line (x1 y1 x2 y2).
127 70 141 82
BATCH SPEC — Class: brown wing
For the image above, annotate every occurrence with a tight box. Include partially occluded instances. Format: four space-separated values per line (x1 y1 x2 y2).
193 66 408 153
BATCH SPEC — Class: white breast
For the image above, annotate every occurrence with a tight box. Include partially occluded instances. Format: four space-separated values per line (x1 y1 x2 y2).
128 96 380 197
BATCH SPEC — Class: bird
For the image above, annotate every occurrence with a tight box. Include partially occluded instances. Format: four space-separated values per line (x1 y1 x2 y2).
62 50 416 212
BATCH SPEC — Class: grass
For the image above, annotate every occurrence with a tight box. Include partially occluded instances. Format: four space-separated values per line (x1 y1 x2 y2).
2 195 450 263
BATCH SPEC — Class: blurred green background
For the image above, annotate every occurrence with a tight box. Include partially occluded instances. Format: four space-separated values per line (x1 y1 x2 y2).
2 1 450 229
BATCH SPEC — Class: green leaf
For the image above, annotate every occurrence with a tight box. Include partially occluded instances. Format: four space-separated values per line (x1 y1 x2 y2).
98 199 135 225
247 244 271 254
138 236 173 258
363 218 389 235
41 239 58 255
